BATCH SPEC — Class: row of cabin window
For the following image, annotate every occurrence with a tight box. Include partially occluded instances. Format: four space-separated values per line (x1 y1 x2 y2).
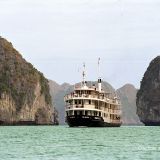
67 110 100 116
74 100 91 105
69 100 117 108
70 100 119 110
75 90 91 95
66 110 109 118
110 114 120 120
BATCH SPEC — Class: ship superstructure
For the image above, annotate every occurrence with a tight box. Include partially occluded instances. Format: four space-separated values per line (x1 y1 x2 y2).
64 60 121 127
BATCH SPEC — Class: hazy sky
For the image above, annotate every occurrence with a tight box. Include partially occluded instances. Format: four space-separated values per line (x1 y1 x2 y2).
0 0 160 89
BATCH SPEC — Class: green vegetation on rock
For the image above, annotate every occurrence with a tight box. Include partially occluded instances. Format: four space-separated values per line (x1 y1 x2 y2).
0 37 52 111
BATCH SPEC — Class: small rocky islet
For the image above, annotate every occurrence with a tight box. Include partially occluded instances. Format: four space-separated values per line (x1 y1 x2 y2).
0 37 58 125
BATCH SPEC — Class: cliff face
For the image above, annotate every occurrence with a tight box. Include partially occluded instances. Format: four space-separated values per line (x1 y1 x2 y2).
0 37 55 125
117 84 142 125
137 56 160 125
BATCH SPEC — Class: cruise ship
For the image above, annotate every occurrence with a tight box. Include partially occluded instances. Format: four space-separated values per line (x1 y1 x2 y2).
64 61 122 127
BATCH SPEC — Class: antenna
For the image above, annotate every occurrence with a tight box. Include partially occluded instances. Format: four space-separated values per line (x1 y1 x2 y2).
82 62 86 84
98 58 102 92
98 57 101 78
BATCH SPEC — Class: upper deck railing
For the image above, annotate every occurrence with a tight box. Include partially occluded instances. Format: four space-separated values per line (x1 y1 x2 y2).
64 93 121 105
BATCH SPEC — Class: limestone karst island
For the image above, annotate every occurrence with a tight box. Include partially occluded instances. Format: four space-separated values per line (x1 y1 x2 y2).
137 56 160 126
0 37 58 125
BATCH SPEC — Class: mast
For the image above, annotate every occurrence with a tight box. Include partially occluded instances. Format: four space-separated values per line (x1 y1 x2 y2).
98 58 102 92
82 62 86 87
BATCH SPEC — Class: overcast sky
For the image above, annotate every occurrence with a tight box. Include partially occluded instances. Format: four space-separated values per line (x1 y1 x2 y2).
0 0 160 89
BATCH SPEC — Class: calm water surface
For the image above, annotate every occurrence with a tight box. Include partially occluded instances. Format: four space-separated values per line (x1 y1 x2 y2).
0 126 160 160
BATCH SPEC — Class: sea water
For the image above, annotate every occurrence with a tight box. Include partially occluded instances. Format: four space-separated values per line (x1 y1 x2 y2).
0 126 160 160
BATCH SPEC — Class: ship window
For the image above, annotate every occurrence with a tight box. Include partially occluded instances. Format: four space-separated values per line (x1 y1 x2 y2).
88 111 91 116
75 100 77 105
66 112 69 116
89 100 91 104
99 112 101 117
94 111 97 116
79 100 81 104
68 111 71 116
117 116 120 120
85 111 88 116
74 111 77 116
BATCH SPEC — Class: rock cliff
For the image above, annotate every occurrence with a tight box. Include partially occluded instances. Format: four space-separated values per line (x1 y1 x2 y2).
0 37 56 125
137 56 160 125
